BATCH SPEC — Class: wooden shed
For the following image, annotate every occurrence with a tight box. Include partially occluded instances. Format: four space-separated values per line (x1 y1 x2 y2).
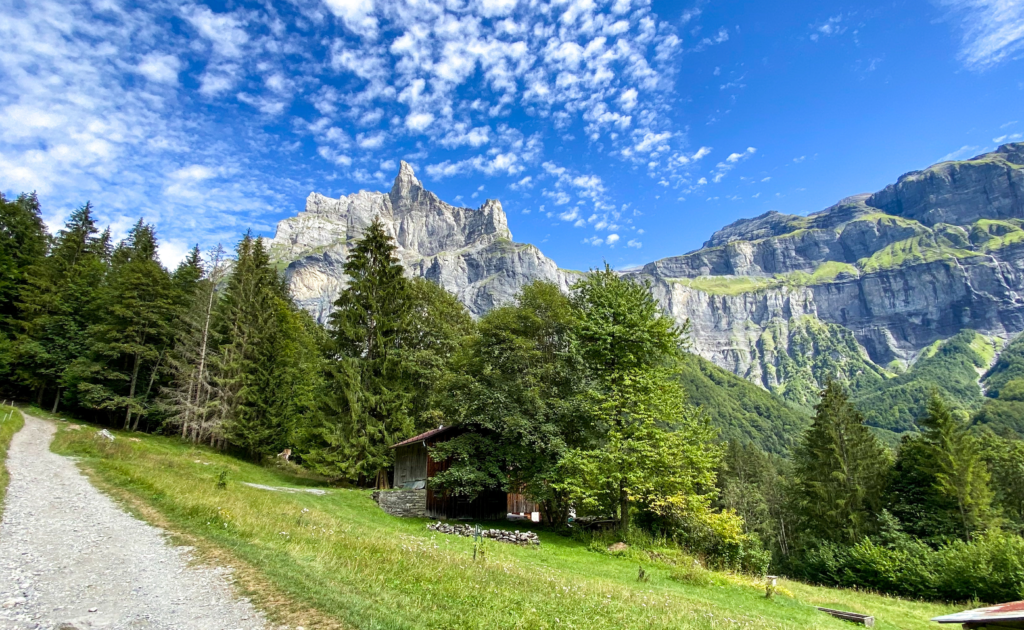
390 426 507 521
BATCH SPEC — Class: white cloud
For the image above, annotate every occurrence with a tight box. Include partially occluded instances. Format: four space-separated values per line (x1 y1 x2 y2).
994 133 1023 142
937 0 1024 69
135 53 182 84
477 0 519 18
405 112 436 131
627 238 641 248
183 5 249 58
939 145 981 161
793 155 806 163
323 0 379 38
606 233 620 246
810 14 845 42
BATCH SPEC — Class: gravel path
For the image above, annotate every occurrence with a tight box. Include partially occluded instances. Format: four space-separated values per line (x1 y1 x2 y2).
0 414 268 630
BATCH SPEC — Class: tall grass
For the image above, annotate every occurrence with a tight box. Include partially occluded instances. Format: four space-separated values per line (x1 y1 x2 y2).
48 419 957 630
0 404 25 515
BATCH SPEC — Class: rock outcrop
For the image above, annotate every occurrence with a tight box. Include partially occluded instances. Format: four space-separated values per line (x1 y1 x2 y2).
267 161 572 321
269 143 1024 402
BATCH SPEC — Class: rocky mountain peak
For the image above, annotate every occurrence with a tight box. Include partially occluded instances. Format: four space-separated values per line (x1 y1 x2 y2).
390 160 425 207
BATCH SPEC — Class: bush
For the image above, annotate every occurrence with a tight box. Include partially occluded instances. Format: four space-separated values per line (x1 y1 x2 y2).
671 509 772 575
669 559 716 587
796 530 1024 603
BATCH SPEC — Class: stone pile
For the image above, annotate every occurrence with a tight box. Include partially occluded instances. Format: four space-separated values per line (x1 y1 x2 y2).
427 522 540 546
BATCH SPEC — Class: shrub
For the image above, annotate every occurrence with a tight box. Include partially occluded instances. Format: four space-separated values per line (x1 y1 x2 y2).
669 559 716 587
796 530 1024 603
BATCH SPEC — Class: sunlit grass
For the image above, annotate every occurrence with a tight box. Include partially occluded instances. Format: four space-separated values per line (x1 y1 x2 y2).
45 413 957 630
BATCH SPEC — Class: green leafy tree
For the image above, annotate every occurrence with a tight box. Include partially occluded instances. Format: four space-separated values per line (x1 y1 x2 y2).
556 266 720 534
430 280 589 525
792 379 890 545
15 203 108 408
306 218 416 485
70 220 176 428
917 394 996 541
717 440 794 557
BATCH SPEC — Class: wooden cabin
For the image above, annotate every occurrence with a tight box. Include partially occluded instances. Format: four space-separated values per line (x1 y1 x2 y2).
390 426 507 520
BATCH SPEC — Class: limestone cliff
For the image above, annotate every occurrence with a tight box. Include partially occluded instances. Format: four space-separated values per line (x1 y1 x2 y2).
267 161 572 321
269 143 1024 404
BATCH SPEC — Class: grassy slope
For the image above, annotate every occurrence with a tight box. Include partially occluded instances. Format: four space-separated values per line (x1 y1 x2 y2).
679 354 810 455
0 405 24 514
45 416 954 630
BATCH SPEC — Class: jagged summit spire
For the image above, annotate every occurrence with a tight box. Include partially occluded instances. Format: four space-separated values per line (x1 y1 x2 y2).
390 160 423 202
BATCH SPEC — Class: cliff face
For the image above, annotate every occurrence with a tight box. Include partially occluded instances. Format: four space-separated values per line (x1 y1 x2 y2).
267 161 571 321
270 144 1024 404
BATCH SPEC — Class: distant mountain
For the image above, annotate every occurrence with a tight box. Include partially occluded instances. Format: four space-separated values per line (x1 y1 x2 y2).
269 143 1024 438
266 161 574 321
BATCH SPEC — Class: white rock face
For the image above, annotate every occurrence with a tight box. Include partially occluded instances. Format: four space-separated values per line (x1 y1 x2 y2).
267 161 574 321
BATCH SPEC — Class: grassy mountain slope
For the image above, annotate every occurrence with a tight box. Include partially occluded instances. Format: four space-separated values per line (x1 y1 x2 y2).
680 353 810 455
45 413 955 629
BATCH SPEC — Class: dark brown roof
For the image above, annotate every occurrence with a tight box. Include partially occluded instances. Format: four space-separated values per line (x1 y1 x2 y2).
933 601 1024 624
390 425 453 449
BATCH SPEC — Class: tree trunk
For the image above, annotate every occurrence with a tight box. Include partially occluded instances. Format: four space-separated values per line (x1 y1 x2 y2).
619 480 630 535
376 468 390 490
36 385 44 407
51 386 61 414
124 352 141 430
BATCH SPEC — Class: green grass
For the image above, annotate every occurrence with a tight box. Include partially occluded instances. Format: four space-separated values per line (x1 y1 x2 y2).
43 418 957 630
0 405 24 515
673 262 860 297
856 235 979 274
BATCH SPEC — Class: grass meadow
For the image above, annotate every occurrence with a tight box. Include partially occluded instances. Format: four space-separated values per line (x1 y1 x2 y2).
24 408 959 630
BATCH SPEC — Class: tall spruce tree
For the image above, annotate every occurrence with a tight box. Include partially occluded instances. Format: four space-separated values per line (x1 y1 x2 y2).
71 220 175 428
212 233 295 457
917 393 996 541
792 379 890 544
0 192 47 335
306 217 416 486
0 192 48 385
15 203 108 408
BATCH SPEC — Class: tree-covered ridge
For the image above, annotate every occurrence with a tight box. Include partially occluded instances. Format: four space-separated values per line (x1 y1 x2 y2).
678 352 809 455
851 330 993 434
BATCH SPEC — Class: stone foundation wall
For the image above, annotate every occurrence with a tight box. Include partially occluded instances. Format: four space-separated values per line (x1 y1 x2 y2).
372 489 427 518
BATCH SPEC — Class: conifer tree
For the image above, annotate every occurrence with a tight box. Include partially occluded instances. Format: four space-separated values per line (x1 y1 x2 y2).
15 203 107 408
792 379 890 544
72 220 175 428
211 234 298 457
306 217 415 486
0 192 47 335
164 245 228 444
917 393 996 541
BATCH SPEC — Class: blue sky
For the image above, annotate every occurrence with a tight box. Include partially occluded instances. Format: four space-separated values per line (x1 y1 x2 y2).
1 0 1022 270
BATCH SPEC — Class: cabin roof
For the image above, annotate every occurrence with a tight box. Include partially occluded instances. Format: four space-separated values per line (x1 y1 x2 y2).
390 426 454 449
933 600 1024 624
